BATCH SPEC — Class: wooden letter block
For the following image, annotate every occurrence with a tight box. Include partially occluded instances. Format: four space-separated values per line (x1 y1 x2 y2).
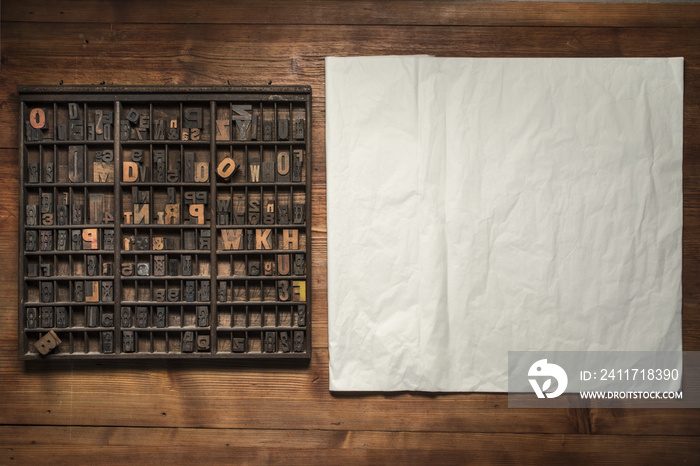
41 212 54 226
263 260 275 276
218 282 227 302
57 124 67 141
45 163 54 183
25 231 38 251
262 162 275 182
184 152 195 182
199 230 211 250
182 255 192 276
102 262 113 275
248 198 260 225
87 305 99 327
71 230 82 251
294 254 305 276
40 264 52 277
27 264 38 277
232 105 252 140
263 121 272 141
216 157 236 180
82 228 99 250
28 163 39 183
221 229 243 250
189 204 205 225
277 151 290 182
155 289 166 302
246 230 255 250
136 263 150 276
133 204 150 225
278 280 290 301
264 332 276 353
123 161 139 182
56 307 68 328
216 119 230 141
281 229 298 250
168 289 180 302
194 162 209 182
297 304 306 326
217 199 231 225
101 281 113 302
199 281 210 302
41 306 54 328
120 120 131 141
197 335 210 351
294 118 305 140
85 280 100 303
102 332 114 354
102 313 114 327
168 119 179 140
69 120 84 140
280 332 290 353
292 280 306 302
182 331 194 353
263 200 275 225
72 204 83 225
255 229 272 250
184 108 202 129
29 108 46 129
183 230 196 250
156 307 166 328
123 331 134 353
68 103 80 120
248 260 260 276
103 229 115 250
125 108 140 124
56 205 68 226
86 255 97 276
34 330 61 356
154 119 166 140
136 306 148 328
88 194 104 224
293 330 304 352
40 230 53 251
293 204 305 224
93 162 114 182
277 118 289 140
26 308 37 329
197 306 208 327
41 193 53 214
154 150 166 182
249 154 261 183
232 337 245 353
190 128 201 141
292 149 304 182
121 263 134 276
153 255 165 276
164 204 180 224
121 307 132 327
168 259 179 276
185 281 196 302
87 123 95 141
73 281 84 302
40 282 53 303
278 205 289 225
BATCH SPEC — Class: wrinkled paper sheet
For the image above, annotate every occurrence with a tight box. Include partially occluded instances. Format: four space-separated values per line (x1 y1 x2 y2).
326 56 683 391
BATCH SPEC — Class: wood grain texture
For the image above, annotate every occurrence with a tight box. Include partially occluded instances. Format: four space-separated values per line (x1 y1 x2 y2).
1 0 699 462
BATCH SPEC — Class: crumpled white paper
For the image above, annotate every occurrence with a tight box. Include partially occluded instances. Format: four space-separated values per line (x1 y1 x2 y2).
326 56 684 392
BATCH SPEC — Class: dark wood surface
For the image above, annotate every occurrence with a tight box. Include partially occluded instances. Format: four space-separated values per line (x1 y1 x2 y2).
1 1 699 463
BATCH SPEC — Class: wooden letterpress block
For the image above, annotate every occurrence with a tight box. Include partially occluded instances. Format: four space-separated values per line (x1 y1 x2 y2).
197 335 210 351
40 282 53 303
277 118 289 140
264 332 276 353
199 230 211 250
57 124 67 141
216 199 231 225
102 332 114 354
196 306 208 327
263 200 275 225
86 255 97 276
249 154 261 183
56 205 68 226
168 259 179 276
40 264 52 277
294 254 305 276
56 230 67 251
255 229 272 250
280 331 290 353
125 108 140 125
73 232 86 255
216 157 236 181
232 337 245 353
183 230 196 250
297 305 306 326
85 280 100 303
248 260 260 276
41 193 53 214
263 120 273 141
39 229 52 249
102 262 113 275
26 308 37 329
164 204 180 224
263 260 275 276
88 194 104 224
218 281 227 302
82 228 99 250
294 118 305 140
184 108 202 129
154 150 166 182
277 280 290 302
121 307 132 327
68 103 80 120
27 263 38 277
41 306 53 328
28 163 39 183
101 312 114 327
120 120 131 141
103 229 115 250
216 120 230 141
184 152 195 182
152 237 164 249
72 204 83 225
153 119 166 140
41 213 54 226
26 205 38 226
167 289 180 302
248 198 260 225
133 204 150 225
87 123 95 141
182 331 194 353
68 146 85 183
45 163 54 183
281 229 298 250
185 281 196 302
278 205 289 225
73 281 84 302
194 162 208 182
232 105 252 140
101 281 113 302
293 331 304 352
69 120 84 140
188 204 205 225
134 236 149 250
277 151 291 182
153 255 165 276
93 161 114 183
262 162 275 183
137 115 149 140
136 306 148 328
34 330 61 356
246 230 255 250
156 307 166 328
25 231 38 251
292 281 306 302
155 289 166 302
122 331 135 353
199 281 210 302
29 108 46 129
292 149 304 182
86 306 99 327
167 119 179 141
56 307 67 328
182 256 192 276
136 263 150 276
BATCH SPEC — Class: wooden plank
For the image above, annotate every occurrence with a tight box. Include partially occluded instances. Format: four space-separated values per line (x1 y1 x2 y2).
3 1 700 28
0 426 699 463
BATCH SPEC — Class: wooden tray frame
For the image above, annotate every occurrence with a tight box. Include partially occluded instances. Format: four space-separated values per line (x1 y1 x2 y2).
18 85 311 360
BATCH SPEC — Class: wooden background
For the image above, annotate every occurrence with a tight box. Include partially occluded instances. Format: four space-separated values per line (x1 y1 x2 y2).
1 1 699 463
